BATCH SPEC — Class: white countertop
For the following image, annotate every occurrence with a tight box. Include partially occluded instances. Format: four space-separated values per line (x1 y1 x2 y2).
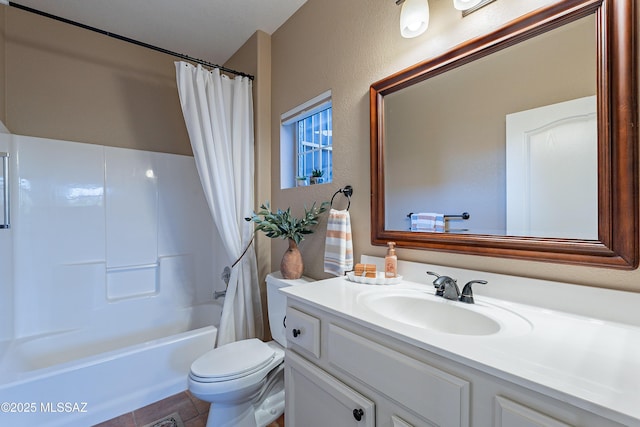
282 276 640 426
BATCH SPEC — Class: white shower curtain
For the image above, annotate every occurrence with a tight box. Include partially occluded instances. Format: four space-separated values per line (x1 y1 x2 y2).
175 62 263 346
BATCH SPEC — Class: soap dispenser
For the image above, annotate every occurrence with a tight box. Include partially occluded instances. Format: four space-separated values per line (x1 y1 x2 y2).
385 242 397 278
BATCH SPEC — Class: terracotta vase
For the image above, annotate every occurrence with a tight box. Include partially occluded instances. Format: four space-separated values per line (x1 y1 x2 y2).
281 238 303 279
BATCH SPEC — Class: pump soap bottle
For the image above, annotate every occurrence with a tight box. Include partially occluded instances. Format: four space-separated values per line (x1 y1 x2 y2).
385 242 397 278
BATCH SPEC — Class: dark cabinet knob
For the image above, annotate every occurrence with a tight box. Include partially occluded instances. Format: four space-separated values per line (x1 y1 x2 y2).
292 328 301 338
353 408 364 421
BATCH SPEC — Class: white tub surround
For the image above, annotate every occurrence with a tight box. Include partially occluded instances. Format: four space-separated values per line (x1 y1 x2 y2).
282 260 640 427
0 134 224 426
8 135 221 339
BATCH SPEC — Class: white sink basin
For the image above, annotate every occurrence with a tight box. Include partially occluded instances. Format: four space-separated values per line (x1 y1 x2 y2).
358 290 532 337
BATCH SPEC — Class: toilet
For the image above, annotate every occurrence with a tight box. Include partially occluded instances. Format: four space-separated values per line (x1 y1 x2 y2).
189 272 312 427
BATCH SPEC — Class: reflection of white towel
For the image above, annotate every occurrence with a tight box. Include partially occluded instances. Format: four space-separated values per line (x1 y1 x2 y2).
324 209 353 276
411 213 445 231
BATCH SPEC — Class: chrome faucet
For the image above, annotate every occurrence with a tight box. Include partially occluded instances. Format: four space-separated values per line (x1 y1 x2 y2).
441 278 461 300
427 271 460 300
427 271 487 304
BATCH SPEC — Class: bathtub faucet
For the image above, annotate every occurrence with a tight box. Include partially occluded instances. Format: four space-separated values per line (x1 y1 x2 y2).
215 266 231 300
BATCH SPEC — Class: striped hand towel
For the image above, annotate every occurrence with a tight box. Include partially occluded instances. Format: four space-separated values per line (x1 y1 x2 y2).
410 213 445 231
324 208 354 276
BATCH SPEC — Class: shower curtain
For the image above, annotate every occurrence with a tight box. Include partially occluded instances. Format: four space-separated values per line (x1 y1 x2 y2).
175 62 263 345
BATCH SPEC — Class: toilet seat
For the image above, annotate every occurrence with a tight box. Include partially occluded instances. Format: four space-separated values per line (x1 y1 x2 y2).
190 338 276 383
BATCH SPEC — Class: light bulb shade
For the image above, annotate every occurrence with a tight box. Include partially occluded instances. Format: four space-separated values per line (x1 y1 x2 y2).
453 0 483 11
400 0 429 38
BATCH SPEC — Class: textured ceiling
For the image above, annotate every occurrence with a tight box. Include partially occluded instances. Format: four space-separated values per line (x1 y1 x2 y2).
10 0 307 66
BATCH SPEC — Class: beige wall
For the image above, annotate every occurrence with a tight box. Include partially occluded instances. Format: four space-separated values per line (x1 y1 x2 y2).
1 7 191 154
270 0 640 292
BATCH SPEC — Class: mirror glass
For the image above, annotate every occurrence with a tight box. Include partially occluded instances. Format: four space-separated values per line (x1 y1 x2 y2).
384 16 597 239
370 0 638 269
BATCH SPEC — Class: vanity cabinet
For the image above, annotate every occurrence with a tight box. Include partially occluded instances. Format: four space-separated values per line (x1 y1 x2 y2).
284 300 628 427
286 304 469 427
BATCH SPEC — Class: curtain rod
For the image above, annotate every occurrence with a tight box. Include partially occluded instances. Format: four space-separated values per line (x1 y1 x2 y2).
5 1 255 80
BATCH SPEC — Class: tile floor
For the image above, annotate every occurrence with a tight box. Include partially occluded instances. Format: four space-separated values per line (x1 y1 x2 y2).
94 391 284 427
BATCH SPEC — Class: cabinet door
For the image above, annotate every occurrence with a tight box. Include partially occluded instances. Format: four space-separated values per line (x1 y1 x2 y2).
285 351 375 427
494 396 572 427
328 324 469 427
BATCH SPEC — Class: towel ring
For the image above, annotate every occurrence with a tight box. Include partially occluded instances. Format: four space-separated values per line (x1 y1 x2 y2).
330 185 353 211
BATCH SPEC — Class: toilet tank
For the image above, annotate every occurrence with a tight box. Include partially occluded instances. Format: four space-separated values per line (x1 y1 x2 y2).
266 272 314 347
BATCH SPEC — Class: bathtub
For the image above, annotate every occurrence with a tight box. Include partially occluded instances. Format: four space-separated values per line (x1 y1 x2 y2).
0 302 220 427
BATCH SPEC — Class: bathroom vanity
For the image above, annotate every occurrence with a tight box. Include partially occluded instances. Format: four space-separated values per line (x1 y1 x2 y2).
281 264 640 427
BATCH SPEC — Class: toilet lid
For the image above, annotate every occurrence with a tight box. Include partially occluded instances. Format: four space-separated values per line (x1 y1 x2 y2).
191 338 276 381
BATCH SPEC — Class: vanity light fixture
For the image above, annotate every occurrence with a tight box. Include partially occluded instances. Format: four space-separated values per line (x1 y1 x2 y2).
396 0 430 39
396 0 495 38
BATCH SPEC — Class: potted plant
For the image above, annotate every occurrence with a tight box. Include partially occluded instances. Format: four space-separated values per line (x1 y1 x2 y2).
296 175 308 187
246 201 329 279
310 169 324 185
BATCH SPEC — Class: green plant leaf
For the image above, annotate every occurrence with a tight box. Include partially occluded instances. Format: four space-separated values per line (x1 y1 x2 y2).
246 200 330 243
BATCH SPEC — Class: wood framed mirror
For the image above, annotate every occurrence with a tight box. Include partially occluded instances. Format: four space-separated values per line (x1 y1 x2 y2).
370 0 638 268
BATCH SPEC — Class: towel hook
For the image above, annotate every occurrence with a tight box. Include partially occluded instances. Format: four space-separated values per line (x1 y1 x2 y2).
330 185 353 211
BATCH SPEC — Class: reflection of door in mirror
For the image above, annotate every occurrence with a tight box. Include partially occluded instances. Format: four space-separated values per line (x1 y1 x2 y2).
506 96 597 239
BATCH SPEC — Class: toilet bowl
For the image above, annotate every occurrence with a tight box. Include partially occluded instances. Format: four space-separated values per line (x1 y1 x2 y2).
189 272 312 427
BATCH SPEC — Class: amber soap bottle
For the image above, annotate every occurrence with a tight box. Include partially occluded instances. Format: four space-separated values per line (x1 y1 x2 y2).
385 242 397 278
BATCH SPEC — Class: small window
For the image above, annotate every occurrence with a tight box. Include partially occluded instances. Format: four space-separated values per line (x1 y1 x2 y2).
281 90 332 189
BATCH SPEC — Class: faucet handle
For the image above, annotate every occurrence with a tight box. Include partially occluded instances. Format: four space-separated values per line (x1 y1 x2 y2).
459 280 487 304
426 271 440 280
428 271 451 286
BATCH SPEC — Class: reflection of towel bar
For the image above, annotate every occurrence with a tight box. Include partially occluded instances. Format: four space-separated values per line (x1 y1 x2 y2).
0 152 8 229
407 212 470 220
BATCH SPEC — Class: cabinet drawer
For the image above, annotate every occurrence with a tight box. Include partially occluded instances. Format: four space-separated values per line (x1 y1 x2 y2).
286 306 320 358
328 324 470 427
